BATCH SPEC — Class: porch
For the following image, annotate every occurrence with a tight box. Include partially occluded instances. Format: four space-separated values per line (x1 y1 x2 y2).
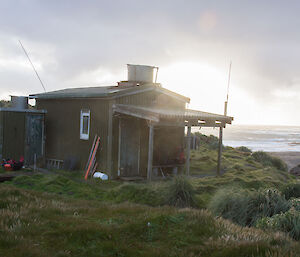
112 104 233 180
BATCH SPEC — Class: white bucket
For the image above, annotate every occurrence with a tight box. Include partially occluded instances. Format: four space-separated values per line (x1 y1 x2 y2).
93 172 108 180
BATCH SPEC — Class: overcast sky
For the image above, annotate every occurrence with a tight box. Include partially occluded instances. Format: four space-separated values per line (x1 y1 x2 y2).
1 0 300 125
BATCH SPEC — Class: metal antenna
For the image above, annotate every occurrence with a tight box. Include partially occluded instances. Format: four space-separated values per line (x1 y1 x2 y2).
224 61 232 116
217 61 232 176
19 40 46 92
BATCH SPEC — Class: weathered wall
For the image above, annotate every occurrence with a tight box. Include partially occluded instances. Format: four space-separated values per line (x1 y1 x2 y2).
37 98 109 170
2 111 25 161
0 112 3 160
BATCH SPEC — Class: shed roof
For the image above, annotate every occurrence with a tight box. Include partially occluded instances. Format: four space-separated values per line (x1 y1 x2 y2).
30 84 190 103
113 104 233 127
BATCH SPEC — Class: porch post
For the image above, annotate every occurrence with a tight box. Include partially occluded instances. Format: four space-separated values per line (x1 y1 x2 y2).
147 123 154 181
186 126 191 176
107 100 114 179
217 127 223 176
117 118 122 176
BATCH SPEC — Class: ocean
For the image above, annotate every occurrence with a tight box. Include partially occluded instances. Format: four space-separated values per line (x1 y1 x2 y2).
198 125 300 152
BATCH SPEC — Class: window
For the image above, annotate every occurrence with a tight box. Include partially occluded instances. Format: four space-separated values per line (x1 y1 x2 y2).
80 109 90 140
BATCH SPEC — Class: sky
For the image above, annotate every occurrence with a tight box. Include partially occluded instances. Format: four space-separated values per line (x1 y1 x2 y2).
1 0 300 125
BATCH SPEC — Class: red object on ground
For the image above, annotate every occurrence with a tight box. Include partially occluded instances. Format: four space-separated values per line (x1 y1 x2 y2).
4 164 13 171
2 156 24 171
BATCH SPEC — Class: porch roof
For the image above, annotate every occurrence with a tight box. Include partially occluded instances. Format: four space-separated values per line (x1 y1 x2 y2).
112 104 233 127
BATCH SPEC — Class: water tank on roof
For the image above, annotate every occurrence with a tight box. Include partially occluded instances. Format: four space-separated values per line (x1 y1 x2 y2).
11 96 28 110
127 64 157 83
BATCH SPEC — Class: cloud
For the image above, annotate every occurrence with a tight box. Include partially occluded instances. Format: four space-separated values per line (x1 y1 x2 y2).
1 0 300 124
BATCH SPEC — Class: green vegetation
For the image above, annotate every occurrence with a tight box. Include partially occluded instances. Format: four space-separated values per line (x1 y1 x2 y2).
165 176 196 208
1 184 300 257
281 183 300 200
209 187 290 227
252 151 288 171
256 209 300 240
2 132 300 255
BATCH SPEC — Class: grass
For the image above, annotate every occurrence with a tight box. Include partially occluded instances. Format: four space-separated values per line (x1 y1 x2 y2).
1 132 300 255
165 176 197 208
1 184 300 257
208 187 291 227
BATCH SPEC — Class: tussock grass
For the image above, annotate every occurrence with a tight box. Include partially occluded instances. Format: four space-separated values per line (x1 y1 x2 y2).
0 184 299 257
165 176 197 208
209 187 290 226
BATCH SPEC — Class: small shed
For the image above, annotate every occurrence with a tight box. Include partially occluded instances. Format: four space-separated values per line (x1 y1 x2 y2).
30 64 233 179
0 96 46 166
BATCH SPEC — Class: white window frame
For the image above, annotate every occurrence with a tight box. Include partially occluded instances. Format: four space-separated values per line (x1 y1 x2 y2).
80 109 90 140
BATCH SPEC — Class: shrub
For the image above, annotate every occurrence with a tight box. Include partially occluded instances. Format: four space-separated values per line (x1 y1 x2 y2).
289 198 300 211
252 151 287 171
236 146 252 153
281 183 300 200
165 176 197 208
247 189 290 224
209 187 290 226
194 132 222 150
208 187 250 226
256 209 300 240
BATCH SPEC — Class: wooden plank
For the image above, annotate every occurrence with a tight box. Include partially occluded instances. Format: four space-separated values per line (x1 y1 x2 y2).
85 134 97 171
147 124 154 181
186 126 191 176
84 137 100 180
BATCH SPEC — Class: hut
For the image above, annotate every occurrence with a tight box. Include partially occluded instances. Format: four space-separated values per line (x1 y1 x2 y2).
30 64 233 179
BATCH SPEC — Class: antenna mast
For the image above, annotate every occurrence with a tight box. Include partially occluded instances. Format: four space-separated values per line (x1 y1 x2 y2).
217 61 232 176
19 40 46 92
224 61 232 116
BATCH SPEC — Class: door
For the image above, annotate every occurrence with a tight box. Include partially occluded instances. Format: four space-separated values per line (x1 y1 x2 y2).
119 117 140 176
25 114 44 165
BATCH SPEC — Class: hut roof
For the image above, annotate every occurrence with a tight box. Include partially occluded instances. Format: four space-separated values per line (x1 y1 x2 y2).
30 83 190 103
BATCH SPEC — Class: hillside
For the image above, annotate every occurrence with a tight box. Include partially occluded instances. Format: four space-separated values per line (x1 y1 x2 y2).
1 184 300 257
1 133 300 256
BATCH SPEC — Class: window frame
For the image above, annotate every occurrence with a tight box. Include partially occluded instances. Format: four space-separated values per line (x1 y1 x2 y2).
80 109 90 140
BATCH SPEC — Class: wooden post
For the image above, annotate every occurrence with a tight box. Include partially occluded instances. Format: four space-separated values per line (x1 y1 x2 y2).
186 126 191 176
117 118 122 176
147 123 154 181
217 127 223 176
107 101 114 178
